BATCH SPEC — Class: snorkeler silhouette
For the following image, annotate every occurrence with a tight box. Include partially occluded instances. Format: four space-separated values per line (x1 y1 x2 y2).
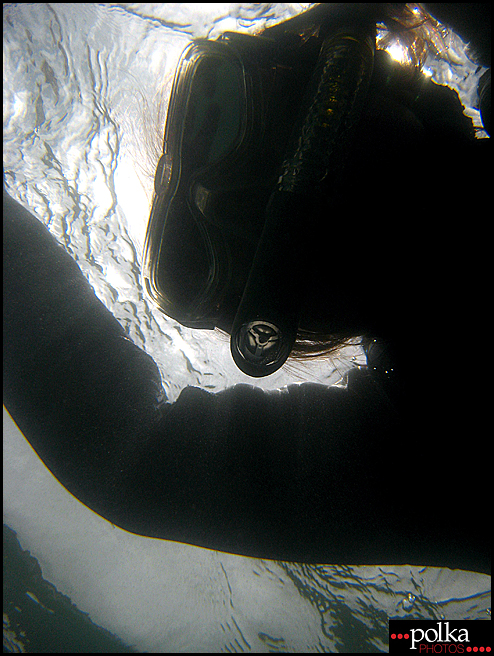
4 3 491 575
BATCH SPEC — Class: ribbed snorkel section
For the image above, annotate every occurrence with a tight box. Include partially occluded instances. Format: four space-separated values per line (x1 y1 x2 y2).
230 25 375 377
278 26 376 192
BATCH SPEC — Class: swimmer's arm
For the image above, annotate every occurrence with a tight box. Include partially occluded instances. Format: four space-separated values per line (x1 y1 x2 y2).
4 191 488 573
4 190 164 504
3 190 389 565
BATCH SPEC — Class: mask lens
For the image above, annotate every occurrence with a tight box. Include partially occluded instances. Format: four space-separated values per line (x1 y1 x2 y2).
182 57 244 169
156 200 211 322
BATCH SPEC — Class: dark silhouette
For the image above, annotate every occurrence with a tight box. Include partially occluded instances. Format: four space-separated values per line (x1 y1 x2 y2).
4 4 491 575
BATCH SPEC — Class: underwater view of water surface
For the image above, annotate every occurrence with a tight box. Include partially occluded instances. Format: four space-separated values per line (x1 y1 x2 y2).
3 3 491 653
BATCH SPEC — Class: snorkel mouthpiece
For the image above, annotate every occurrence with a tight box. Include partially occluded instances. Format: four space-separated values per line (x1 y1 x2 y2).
232 321 290 377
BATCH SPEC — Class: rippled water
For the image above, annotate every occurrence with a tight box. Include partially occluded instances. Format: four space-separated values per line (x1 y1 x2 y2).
3 3 491 652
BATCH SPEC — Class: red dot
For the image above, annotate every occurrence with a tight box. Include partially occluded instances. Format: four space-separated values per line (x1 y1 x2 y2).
391 634 396 639
398 634 403 639
404 634 409 639
474 648 478 653
486 648 491 653
467 648 472 653
480 648 485 653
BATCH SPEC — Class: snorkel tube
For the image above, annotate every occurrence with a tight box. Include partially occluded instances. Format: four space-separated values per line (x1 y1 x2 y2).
231 25 375 376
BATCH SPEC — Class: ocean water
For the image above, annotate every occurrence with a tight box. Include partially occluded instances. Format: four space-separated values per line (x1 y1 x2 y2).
3 3 491 653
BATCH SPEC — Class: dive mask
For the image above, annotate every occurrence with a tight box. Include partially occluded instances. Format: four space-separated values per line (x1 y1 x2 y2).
143 26 375 376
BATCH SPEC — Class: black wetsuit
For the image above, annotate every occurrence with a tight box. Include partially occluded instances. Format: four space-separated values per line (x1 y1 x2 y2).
3 176 490 573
